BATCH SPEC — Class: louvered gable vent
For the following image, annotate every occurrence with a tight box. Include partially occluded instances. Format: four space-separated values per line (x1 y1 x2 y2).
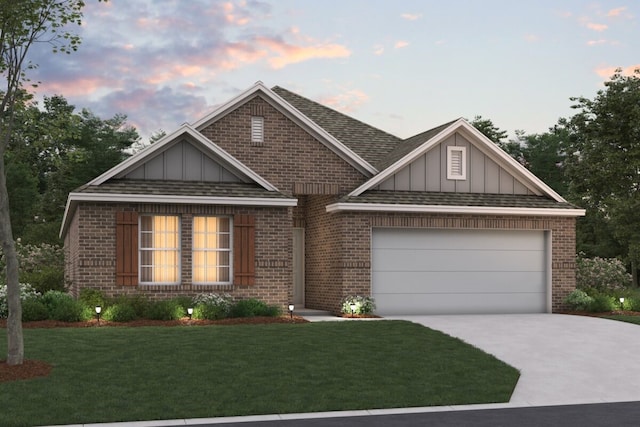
251 116 264 145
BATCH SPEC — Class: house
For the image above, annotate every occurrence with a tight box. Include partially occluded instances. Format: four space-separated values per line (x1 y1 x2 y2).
60 82 585 315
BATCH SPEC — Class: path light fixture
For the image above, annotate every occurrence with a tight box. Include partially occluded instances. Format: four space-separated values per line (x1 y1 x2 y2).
350 303 356 318
288 304 294 319
95 306 102 325
187 307 193 320
620 297 625 311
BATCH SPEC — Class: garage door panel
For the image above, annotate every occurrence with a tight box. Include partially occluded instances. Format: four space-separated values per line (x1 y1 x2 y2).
372 271 545 294
373 229 544 251
373 248 544 272
374 292 547 315
372 228 548 315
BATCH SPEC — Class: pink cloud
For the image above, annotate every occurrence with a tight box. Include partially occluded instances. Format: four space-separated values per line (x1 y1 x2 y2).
394 40 409 49
401 13 422 21
587 39 607 46
255 36 350 69
586 22 608 32
607 7 627 17
319 89 369 113
595 64 640 78
524 34 539 42
36 77 114 97
373 45 384 55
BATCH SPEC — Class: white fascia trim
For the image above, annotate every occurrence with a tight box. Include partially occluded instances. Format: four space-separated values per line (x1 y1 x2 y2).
89 123 280 192
192 82 377 176
69 192 298 207
326 202 586 217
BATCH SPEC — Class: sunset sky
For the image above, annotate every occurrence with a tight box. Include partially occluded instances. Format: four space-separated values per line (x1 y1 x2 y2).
28 0 640 143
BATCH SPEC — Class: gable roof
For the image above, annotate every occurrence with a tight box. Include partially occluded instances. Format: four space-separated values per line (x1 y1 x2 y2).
271 86 403 169
347 118 571 204
191 82 377 176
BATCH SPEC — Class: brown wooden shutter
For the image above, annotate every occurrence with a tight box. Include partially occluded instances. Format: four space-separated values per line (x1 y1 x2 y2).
233 214 255 285
116 211 139 286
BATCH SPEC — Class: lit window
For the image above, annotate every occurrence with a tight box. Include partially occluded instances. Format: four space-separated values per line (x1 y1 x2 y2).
447 146 467 180
139 216 180 283
251 116 264 144
193 217 231 284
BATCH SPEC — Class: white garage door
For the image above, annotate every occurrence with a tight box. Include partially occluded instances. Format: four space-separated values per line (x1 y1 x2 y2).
372 228 548 315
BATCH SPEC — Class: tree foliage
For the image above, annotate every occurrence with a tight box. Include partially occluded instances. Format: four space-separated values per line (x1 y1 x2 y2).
564 68 640 282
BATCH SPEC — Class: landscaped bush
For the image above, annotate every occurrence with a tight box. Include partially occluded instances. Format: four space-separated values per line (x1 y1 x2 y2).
21 298 49 321
576 255 632 291
110 294 150 319
144 298 185 321
79 288 107 309
341 295 376 315
585 290 617 313
41 290 88 322
103 303 138 322
564 289 594 311
0 241 65 293
192 293 233 320
230 298 281 318
0 283 41 319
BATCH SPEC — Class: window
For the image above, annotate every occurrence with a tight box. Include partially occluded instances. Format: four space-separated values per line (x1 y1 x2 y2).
193 216 232 284
139 215 180 284
447 146 467 180
251 116 264 145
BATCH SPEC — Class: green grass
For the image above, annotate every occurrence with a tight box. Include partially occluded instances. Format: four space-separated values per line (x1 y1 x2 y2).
602 315 640 325
0 321 519 426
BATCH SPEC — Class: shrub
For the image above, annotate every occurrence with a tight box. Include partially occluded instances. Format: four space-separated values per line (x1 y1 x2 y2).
576 256 632 291
144 299 185 321
192 293 233 320
103 303 138 322
341 295 376 315
0 283 41 319
230 298 281 318
21 299 49 322
41 290 87 322
79 288 107 309
0 242 65 293
110 294 150 318
588 292 616 313
564 289 594 311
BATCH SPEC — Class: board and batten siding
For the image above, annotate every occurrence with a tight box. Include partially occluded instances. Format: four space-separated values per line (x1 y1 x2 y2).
119 139 243 182
377 132 533 195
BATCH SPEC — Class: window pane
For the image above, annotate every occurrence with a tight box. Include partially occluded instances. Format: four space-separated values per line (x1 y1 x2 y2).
141 216 152 231
218 267 229 282
218 218 230 232
218 251 230 266
139 215 180 283
217 234 230 249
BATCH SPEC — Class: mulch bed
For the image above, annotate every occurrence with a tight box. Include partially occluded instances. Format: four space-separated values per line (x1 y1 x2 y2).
0 316 309 384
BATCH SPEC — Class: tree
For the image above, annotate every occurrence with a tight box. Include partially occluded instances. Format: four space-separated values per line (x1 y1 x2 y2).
469 115 508 145
0 0 87 366
565 69 640 284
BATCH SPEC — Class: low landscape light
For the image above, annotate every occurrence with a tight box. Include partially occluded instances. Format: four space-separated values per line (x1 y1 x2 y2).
620 297 625 311
288 304 294 319
187 307 193 320
350 303 356 318
95 306 101 325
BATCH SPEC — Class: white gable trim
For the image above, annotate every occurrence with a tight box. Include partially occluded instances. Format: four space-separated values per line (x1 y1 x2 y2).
191 81 377 176
326 202 585 217
89 124 279 192
348 118 568 203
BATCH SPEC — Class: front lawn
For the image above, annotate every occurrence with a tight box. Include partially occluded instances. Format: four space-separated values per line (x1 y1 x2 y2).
602 314 640 325
0 321 519 426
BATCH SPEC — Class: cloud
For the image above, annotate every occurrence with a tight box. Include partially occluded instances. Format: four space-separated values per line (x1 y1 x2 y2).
401 13 422 21
606 7 628 18
524 34 539 42
257 35 351 69
373 45 384 55
587 39 607 46
394 40 409 49
319 89 369 113
594 64 640 79
586 22 608 32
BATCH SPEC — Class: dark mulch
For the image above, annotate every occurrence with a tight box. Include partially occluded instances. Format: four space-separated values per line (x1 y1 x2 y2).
561 310 640 317
0 316 309 383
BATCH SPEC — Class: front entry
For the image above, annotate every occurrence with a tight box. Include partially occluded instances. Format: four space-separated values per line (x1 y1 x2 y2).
293 228 305 306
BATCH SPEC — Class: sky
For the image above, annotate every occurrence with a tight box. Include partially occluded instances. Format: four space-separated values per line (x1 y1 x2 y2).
28 0 640 144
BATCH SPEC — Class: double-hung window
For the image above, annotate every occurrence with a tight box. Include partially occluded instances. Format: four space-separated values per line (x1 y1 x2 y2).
139 215 180 284
193 216 232 284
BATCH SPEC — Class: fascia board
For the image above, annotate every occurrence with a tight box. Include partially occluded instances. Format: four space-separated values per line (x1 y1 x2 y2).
326 202 586 217
192 82 377 176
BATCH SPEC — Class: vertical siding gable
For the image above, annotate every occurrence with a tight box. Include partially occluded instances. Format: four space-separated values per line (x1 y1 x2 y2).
376 132 534 195
120 139 244 183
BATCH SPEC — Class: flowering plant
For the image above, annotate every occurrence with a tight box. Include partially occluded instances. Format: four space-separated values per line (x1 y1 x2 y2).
0 282 41 319
576 255 632 291
341 295 376 315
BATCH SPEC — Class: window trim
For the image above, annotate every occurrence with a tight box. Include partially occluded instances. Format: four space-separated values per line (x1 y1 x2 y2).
138 215 181 285
447 146 467 180
192 216 233 285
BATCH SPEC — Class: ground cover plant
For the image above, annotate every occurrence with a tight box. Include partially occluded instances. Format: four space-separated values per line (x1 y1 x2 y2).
0 321 519 426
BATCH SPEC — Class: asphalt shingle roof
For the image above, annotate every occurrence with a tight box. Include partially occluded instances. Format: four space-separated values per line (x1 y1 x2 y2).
272 86 403 169
74 180 293 200
341 190 578 210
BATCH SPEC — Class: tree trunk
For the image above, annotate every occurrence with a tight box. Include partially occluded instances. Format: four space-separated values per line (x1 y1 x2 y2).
0 149 23 365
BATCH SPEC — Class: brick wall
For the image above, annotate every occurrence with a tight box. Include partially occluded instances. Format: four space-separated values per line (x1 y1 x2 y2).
66 202 292 308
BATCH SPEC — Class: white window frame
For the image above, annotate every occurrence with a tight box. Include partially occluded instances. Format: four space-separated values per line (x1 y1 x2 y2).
139 215 181 285
447 146 467 180
251 116 264 144
192 216 233 285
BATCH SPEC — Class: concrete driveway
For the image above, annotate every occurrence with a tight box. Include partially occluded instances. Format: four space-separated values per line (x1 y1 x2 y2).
387 314 640 406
